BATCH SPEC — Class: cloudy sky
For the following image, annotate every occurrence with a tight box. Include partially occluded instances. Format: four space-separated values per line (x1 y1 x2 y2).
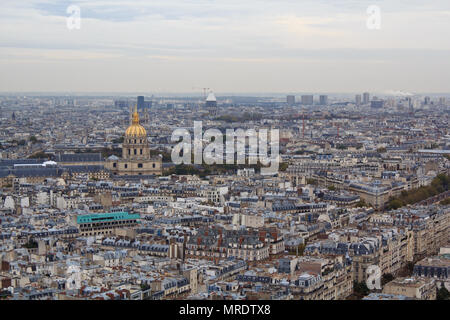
1 0 450 93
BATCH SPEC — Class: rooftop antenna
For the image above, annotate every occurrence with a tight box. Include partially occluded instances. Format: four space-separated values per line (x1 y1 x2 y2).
192 86 210 101
192 86 210 112
302 113 305 138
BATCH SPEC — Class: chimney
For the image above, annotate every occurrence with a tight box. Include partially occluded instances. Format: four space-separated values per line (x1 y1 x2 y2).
271 232 278 241
259 231 266 242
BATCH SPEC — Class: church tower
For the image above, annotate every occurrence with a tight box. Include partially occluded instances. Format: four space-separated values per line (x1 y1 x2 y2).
123 105 151 160
105 105 162 176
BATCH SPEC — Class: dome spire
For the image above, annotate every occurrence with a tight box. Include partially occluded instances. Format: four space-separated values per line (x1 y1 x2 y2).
132 104 140 124
125 104 147 137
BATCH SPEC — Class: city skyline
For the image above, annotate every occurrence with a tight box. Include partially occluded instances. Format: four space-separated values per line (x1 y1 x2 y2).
0 0 449 306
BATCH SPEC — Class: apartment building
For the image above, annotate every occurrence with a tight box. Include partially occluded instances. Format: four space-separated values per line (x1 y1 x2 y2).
76 212 140 237
383 277 436 300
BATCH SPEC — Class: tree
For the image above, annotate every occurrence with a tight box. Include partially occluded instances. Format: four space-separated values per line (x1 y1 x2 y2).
140 284 151 291
101 147 121 158
397 262 415 277
386 174 450 210
437 285 450 300
381 273 395 286
353 281 370 298
155 150 172 162
112 136 124 144
29 136 38 144
0 290 12 300
28 151 51 159
279 162 289 172
287 243 306 256
355 199 369 208
23 240 38 249
387 199 403 210
327 185 336 191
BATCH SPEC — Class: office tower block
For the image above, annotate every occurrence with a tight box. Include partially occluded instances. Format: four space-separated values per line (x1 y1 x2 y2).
319 95 328 105
137 96 145 111
144 100 152 109
301 95 314 105
287 95 295 106
363 92 370 104
115 100 130 109
370 100 384 109
355 94 362 106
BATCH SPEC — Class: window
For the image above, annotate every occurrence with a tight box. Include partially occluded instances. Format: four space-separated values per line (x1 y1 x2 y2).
138 163 143 168
152 163 156 168
128 149 130 155
134 149 137 155
124 164 128 169
140 149 143 155
113 163 117 168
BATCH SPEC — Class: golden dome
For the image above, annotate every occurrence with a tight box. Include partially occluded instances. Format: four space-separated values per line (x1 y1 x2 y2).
125 105 147 137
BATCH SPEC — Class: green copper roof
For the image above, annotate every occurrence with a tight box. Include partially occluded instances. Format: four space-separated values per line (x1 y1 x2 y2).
76 211 140 224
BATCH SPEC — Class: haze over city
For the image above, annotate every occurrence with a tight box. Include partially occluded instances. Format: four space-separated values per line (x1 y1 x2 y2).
1 0 450 93
0 0 449 308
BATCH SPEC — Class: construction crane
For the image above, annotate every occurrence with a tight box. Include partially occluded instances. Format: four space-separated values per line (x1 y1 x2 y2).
302 112 305 139
192 87 210 113
332 120 341 138
192 87 210 101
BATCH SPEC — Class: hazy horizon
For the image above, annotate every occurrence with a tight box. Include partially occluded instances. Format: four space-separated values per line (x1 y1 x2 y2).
1 0 450 93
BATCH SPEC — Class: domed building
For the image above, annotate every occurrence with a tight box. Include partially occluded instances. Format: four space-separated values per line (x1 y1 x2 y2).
205 91 217 108
106 105 162 176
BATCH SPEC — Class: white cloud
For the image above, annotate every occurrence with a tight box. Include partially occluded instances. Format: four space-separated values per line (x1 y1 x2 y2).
1 0 450 92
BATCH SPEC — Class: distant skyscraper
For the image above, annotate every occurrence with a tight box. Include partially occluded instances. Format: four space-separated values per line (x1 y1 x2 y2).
66 99 74 107
363 92 370 104
355 94 362 106
144 100 152 109
319 95 328 105
137 96 145 111
286 95 295 106
115 100 129 108
301 95 314 105
370 100 384 109
406 97 414 112
439 97 446 106
424 96 431 105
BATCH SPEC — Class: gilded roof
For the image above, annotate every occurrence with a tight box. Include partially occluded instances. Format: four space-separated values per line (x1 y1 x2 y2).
125 105 147 137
